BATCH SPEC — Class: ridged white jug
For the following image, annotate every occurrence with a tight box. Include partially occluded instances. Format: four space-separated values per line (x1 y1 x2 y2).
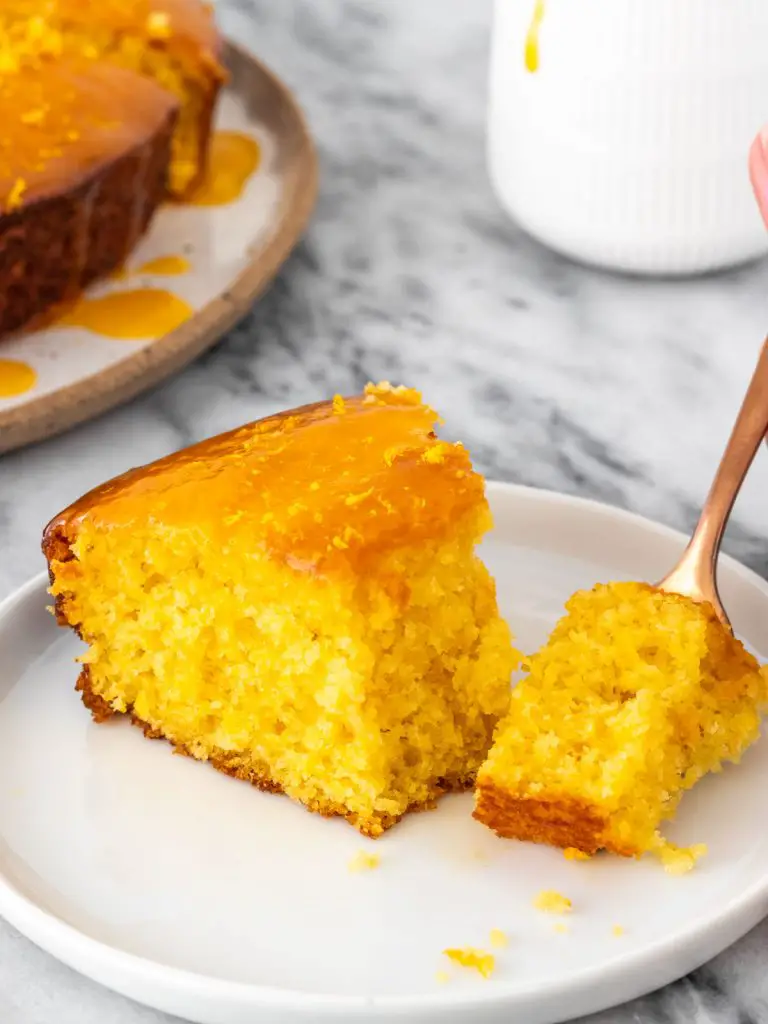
488 0 768 275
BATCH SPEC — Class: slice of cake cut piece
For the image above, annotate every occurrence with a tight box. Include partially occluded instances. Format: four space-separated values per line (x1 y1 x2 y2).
44 383 519 837
474 581 767 858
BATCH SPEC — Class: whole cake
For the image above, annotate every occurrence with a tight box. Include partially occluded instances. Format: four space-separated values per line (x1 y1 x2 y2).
474 582 767 860
43 384 519 837
0 0 225 338
0 62 179 338
1 0 225 196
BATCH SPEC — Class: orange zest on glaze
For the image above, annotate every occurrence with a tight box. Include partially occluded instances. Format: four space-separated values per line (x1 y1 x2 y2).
44 383 486 573
524 0 546 73
185 130 260 206
136 254 191 276
0 358 37 397
58 289 192 339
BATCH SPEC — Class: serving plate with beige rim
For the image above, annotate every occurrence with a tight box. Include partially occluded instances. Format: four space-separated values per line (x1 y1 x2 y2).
2 483 768 1023
0 41 318 455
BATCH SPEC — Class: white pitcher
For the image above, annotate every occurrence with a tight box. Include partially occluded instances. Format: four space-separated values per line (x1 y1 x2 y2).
488 0 768 274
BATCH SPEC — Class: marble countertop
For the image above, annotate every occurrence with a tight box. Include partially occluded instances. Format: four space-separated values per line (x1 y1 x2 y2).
2 0 768 1021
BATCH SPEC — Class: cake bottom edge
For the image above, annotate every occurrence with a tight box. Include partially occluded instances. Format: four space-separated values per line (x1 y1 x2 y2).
76 667 477 839
472 777 640 858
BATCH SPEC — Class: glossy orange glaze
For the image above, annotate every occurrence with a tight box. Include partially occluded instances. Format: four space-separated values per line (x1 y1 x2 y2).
0 62 178 207
58 288 193 338
1 0 224 81
186 131 260 206
46 384 487 574
136 254 191 275
108 255 191 280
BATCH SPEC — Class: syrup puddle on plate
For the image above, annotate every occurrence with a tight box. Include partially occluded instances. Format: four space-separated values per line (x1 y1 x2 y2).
525 0 546 72
0 358 36 397
184 130 261 207
135 255 191 276
58 289 193 340
39 130 260 343
110 255 191 281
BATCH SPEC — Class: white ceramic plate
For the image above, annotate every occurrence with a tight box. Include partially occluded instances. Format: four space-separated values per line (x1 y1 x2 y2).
1 482 768 1024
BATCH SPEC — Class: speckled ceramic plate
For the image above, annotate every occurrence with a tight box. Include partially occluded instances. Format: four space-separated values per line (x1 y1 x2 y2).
0 42 318 455
1 483 768 1024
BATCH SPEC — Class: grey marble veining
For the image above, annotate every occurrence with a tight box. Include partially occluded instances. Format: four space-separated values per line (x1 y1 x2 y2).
1 1 768 1021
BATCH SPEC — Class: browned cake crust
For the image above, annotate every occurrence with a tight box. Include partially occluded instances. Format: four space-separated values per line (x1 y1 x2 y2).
473 779 640 857
0 117 175 337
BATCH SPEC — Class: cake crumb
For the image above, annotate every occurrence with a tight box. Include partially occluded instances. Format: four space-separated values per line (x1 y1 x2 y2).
6 178 27 211
146 11 172 39
423 442 452 465
489 928 508 948
553 922 569 934
435 970 450 984
443 947 495 979
0 46 19 73
657 841 707 875
563 847 591 861
612 925 625 937
332 394 346 415
533 890 572 914
20 108 45 125
348 850 380 873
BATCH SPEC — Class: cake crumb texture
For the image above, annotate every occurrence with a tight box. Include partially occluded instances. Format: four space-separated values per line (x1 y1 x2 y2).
44 384 519 837
475 582 767 859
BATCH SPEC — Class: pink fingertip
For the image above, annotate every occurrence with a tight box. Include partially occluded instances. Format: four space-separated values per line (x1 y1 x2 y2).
748 133 768 228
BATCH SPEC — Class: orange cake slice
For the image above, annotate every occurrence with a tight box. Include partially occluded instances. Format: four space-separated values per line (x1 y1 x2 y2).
474 582 767 858
43 384 519 837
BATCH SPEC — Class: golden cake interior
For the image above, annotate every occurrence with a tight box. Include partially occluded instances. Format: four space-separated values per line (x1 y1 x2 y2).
45 384 518 837
474 581 767 857
1 0 226 196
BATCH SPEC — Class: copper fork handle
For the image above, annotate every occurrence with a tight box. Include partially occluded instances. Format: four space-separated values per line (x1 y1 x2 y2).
658 338 768 624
